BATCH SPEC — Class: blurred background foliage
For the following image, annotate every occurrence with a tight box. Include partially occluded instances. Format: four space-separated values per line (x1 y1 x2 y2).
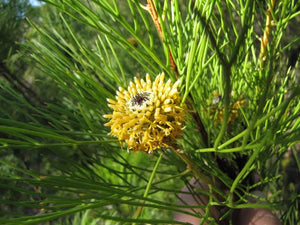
0 0 299 224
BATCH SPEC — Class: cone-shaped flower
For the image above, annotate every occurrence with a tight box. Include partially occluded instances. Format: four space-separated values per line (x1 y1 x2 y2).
104 73 185 153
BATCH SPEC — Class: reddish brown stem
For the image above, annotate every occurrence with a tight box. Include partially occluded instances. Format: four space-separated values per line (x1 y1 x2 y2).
146 0 179 78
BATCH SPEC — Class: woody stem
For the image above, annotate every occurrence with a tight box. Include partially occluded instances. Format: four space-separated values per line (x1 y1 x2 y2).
170 145 213 185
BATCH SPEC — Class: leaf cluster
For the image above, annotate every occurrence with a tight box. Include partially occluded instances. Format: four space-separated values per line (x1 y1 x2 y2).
0 0 300 224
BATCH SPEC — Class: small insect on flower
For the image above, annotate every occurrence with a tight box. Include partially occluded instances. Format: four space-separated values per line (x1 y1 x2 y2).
104 73 185 153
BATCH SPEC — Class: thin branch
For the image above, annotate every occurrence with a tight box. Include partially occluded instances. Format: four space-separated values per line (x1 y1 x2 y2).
194 10 231 149
0 62 44 107
229 0 254 66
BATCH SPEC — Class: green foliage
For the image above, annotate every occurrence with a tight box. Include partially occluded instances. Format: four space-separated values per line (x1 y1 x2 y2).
0 0 32 60
0 0 300 224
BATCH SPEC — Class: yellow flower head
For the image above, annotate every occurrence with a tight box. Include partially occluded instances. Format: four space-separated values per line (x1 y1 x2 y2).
104 73 185 153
